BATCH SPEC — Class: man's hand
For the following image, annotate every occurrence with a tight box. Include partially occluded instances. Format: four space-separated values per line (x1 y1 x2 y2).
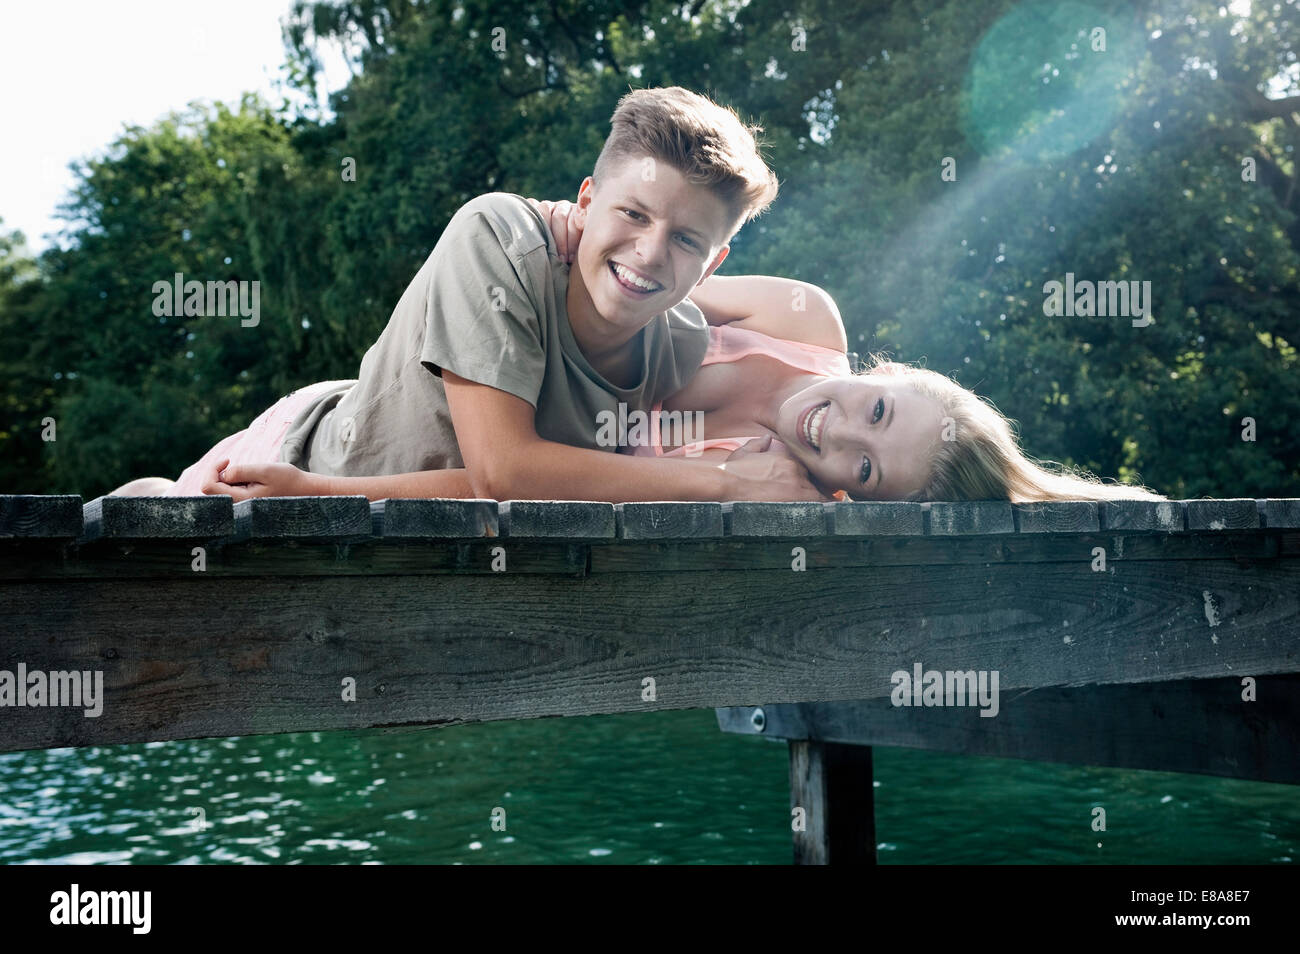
720 437 832 502
526 198 582 264
200 458 326 501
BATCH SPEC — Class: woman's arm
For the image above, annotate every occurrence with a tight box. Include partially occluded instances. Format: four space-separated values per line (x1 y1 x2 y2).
687 274 848 351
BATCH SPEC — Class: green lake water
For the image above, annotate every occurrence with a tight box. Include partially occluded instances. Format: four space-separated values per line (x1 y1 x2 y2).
1 709 1297 864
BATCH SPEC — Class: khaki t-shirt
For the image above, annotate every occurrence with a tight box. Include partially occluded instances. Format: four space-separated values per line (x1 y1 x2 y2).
278 192 710 477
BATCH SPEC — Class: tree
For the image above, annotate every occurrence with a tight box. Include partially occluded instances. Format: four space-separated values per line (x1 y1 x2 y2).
2 0 1295 498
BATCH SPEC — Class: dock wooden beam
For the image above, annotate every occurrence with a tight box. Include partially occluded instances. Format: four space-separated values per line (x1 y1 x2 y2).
2 495 1297 862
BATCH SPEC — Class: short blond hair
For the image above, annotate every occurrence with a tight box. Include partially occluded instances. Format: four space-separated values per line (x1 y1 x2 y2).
592 86 779 232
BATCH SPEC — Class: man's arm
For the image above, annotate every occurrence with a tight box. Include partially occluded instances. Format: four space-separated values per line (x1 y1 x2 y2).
320 371 824 503
320 443 731 503
322 467 478 500
688 274 848 352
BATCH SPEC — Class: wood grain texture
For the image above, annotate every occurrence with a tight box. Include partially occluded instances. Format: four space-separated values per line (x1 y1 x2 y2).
788 740 828 865
616 503 723 539
1102 500 1186 532
1185 498 1260 531
1013 501 1100 533
1261 499 1300 529
500 501 615 538
589 531 1278 574
0 539 588 579
722 502 828 537
371 498 498 538
233 496 371 541
13 497 1295 542
2 554 1296 752
831 502 925 536
925 501 1015 535
0 530 1282 580
0 496 83 538
81 495 232 541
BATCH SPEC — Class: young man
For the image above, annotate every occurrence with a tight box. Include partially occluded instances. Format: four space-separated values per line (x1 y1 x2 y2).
195 87 826 503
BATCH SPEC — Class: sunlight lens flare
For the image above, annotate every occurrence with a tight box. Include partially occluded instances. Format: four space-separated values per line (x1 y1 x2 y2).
961 1 1143 161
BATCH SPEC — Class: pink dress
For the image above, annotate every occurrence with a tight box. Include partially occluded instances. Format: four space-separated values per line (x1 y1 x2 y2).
628 322 851 458
161 380 355 496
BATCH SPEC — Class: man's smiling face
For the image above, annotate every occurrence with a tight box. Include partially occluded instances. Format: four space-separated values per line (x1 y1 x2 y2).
568 156 735 345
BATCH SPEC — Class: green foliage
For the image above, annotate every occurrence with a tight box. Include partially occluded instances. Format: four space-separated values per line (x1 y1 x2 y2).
1 0 1296 497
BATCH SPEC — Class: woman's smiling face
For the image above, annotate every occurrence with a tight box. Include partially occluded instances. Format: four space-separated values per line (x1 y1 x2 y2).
775 374 946 500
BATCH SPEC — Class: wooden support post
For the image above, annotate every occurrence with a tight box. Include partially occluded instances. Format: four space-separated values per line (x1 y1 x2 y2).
788 740 876 865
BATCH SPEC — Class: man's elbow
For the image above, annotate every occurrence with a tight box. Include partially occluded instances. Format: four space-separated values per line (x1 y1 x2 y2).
466 453 532 501
467 464 508 500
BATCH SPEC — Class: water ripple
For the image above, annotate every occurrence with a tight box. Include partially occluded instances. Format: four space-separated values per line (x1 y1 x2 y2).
0 713 1295 864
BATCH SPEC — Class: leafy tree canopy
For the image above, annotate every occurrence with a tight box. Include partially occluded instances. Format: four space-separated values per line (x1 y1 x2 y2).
2 0 1296 498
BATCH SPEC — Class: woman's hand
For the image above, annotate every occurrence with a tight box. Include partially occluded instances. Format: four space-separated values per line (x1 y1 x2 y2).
200 458 326 501
719 436 834 502
526 198 583 264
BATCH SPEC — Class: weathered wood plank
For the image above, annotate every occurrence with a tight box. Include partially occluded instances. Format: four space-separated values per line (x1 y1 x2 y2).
830 502 925 536
0 538 587 578
1261 499 1300 529
1013 501 1100 533
0 526 1283 579
81 495 232 541
0 495 82 538
1185 498 1260 531
232 496 372 541
1 555 1295 752
616 503 723 540
219 541 585 577
1101 499 1186 532
371 498 498 538
789 741 876 865
590 531 1280 573
718 675 1300 784
925 501 1015 535
722 502 828 537
500 501 615 538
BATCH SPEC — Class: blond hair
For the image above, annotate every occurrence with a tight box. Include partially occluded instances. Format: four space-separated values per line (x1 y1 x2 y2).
854 353 1166 503
593 86 779 230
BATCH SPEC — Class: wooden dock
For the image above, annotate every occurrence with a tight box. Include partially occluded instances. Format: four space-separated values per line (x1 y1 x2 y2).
2 494 1297 863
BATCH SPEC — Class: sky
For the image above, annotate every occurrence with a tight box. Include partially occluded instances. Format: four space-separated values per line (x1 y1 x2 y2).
0 0 350 253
